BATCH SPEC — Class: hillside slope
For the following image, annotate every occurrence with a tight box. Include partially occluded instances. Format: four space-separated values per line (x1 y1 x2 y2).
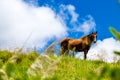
0 50 120 80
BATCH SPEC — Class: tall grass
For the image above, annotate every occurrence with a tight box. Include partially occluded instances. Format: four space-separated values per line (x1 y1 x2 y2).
50 57 120 80
0 50 120 80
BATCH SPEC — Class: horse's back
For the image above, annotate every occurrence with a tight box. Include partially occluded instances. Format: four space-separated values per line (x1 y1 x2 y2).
61 38 72 43
69 39 83 45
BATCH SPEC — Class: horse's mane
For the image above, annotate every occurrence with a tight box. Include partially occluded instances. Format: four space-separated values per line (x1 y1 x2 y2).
80 33 93 41
81 34 90 38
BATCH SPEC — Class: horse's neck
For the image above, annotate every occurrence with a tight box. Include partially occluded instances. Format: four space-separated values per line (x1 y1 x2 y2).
82 36 92 45
87 35 93 44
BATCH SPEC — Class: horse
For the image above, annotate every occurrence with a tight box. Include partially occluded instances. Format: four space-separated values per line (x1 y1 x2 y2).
60 32 97 59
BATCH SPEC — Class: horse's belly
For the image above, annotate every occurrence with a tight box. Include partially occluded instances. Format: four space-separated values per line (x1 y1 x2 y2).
69 44 85 52
75 47 84 52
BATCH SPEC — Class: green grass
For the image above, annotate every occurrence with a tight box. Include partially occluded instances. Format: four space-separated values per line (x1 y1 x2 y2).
0 50 120 80
53 57 120 80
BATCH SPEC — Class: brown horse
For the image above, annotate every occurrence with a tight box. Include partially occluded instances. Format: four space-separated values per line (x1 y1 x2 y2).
60 32 97 59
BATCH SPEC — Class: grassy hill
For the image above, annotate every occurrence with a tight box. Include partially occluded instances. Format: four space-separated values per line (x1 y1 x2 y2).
0 50 120 80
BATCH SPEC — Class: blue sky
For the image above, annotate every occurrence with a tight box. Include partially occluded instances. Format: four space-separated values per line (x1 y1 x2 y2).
62 0 119 39
0 0 120 52
25 0 120 40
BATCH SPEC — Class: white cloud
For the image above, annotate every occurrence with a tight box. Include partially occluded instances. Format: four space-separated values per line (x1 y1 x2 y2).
76 38 120 63
0 0 96 52
59 4 96 35
0 0 67 51
59 4 79 23
25 0 39 6
66 5 79 23
75 15 96 35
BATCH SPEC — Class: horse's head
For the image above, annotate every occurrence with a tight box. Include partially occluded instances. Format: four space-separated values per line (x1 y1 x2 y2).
89 31 97 43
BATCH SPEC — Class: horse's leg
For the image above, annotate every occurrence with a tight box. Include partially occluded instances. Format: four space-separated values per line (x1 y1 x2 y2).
61 47 69 56
72 47 76 57
65 44 70 56
60 40 67 56
65 49 69 56
61 48 66 56
84 50 88 60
